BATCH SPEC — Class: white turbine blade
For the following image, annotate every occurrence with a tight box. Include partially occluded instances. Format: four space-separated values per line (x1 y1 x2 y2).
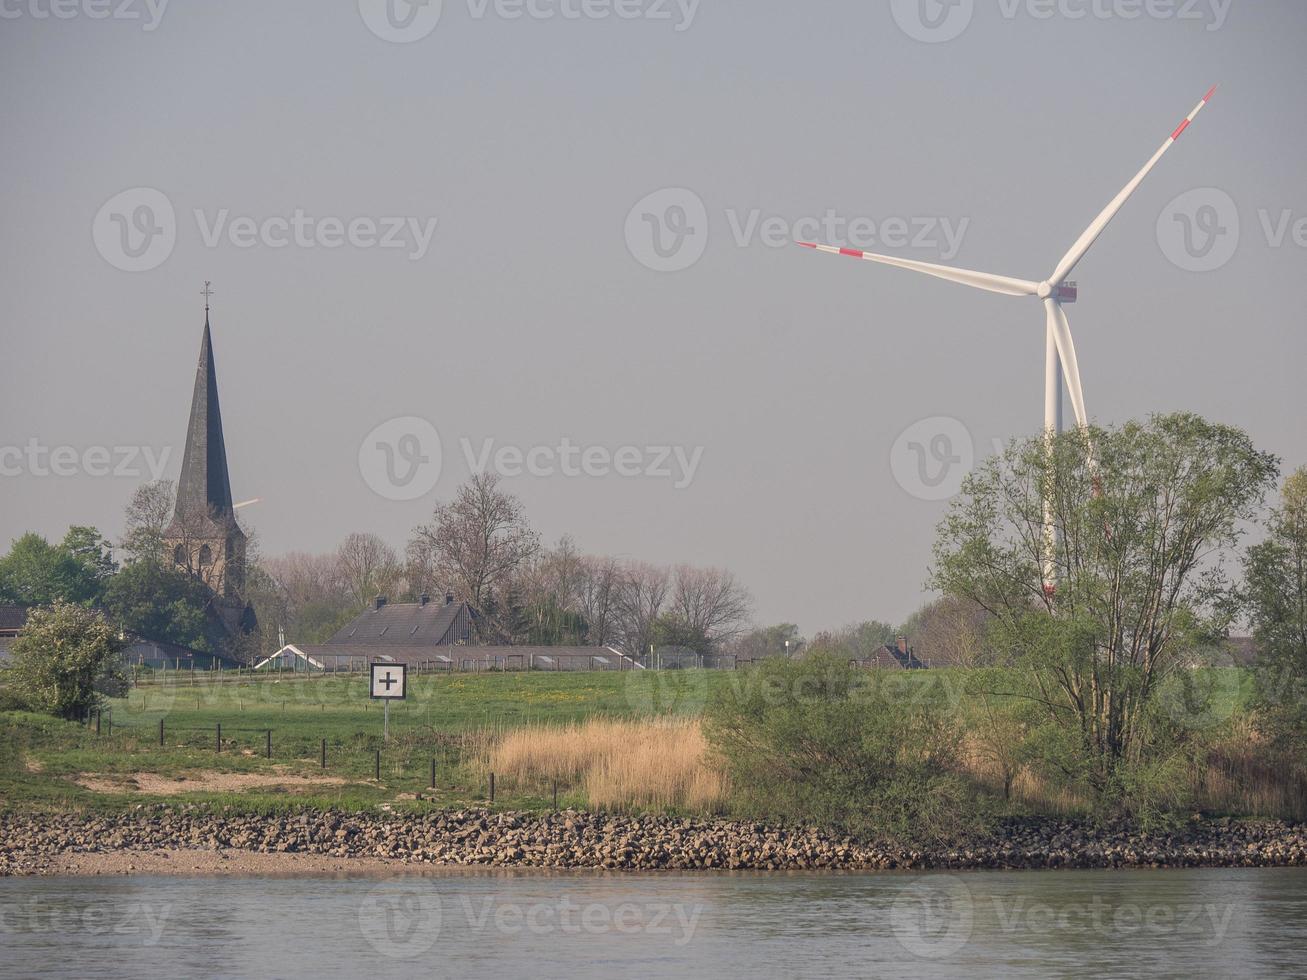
1044 299 1087 429
1050 86 1217 285
797 242 1038 298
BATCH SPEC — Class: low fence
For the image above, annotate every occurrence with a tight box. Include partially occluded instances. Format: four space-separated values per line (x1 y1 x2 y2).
67 707 553 807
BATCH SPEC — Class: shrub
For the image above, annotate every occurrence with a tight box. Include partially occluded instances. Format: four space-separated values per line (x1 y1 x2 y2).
2 601 124 720
703 654 987 843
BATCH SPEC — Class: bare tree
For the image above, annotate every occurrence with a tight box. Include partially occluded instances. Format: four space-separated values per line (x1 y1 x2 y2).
613 561 670 659
263 551 349 610
902 596 992 668
578 555 622 647
336 532 401 607
120 480 176 563
407 473 540 610
670 564 752 646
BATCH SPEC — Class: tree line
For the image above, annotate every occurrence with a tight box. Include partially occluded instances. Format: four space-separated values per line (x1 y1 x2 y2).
0 472 758 663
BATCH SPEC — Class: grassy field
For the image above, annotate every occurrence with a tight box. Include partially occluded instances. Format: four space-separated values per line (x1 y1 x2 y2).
3 666 1288 820
0 670 741 815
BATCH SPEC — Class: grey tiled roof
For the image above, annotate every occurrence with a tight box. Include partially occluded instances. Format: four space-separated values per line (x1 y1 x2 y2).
0 605 28 633
325 600 473 648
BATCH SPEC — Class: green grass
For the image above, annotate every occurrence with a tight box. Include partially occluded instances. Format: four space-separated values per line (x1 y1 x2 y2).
1 670 740 815
110 670 668 738
0 667 1267 819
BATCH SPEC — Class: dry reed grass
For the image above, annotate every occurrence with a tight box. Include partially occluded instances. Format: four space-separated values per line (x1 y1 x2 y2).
488 717 728 811
487 716 1305 820
1194 719 1307 819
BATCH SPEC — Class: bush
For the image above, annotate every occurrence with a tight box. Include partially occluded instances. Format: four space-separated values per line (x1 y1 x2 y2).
703 654 988 843
1 602 124 720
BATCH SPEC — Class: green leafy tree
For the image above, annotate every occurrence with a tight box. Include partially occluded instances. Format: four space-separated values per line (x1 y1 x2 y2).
101 560 216 652
0 532 104 606
932 413 1277 813
2 602 125 719
1246 467 1307 746
60 526 116 587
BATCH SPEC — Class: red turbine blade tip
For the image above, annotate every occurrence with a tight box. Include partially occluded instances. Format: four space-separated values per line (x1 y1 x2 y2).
796 241 817 249
1204 84 1218 102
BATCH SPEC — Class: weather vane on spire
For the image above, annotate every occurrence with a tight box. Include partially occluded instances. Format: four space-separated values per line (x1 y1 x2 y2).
201 280 214 313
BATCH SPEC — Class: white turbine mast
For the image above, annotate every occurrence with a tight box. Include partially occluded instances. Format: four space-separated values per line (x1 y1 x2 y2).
798 87 1217 593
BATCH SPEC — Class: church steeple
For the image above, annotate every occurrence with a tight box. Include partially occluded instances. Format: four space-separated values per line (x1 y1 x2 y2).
173 312 236 523
164 296 247 603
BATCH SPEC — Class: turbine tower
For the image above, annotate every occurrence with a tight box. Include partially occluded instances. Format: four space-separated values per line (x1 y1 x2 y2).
797 87 1217 590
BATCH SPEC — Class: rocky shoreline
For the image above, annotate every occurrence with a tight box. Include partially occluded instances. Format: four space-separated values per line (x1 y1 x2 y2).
3 807 1306 877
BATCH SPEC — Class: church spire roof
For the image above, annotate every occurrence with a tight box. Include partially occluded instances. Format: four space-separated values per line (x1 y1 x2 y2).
171 310 236 528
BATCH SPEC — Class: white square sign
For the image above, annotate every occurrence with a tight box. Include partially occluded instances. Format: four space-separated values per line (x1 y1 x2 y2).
370 662 408 700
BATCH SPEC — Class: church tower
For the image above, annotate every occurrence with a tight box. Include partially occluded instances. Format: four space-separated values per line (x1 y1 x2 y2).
164 298 253 637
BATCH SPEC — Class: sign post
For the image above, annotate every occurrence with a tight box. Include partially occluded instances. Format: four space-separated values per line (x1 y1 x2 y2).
369 662 408 743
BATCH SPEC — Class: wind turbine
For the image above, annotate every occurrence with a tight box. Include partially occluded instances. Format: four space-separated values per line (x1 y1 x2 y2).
797 87 1216 591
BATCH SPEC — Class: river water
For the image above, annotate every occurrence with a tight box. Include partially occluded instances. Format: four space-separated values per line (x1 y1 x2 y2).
2 868 1304 979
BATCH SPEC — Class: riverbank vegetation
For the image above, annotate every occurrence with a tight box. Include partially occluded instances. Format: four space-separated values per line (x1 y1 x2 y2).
3 416 1306 844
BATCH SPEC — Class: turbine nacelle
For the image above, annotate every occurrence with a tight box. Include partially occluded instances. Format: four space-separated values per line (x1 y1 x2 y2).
1038 281 1077 303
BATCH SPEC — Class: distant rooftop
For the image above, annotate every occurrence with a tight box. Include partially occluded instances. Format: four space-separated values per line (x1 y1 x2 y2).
324 596 474 648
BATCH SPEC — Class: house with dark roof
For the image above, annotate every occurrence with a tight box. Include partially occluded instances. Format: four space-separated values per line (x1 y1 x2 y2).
254 594 651 672
324 593 475 649
0 605 28 662
255 593 479 671
851 636 928 670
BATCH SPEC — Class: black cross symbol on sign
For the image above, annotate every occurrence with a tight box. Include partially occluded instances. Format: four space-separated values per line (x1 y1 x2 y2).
379 672 398 691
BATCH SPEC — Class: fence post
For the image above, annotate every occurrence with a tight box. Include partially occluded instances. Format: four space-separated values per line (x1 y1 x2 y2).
375 749 381 781
321 738 327 768
489 772 495 804
553 780 558 809
158 718 164 747
216 722 221 753
266 729 272 759
94 710 101 736
430 758 437 790
106 710 112 737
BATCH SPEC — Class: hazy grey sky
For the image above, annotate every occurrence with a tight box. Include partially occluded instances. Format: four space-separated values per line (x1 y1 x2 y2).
2 0 1304 634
